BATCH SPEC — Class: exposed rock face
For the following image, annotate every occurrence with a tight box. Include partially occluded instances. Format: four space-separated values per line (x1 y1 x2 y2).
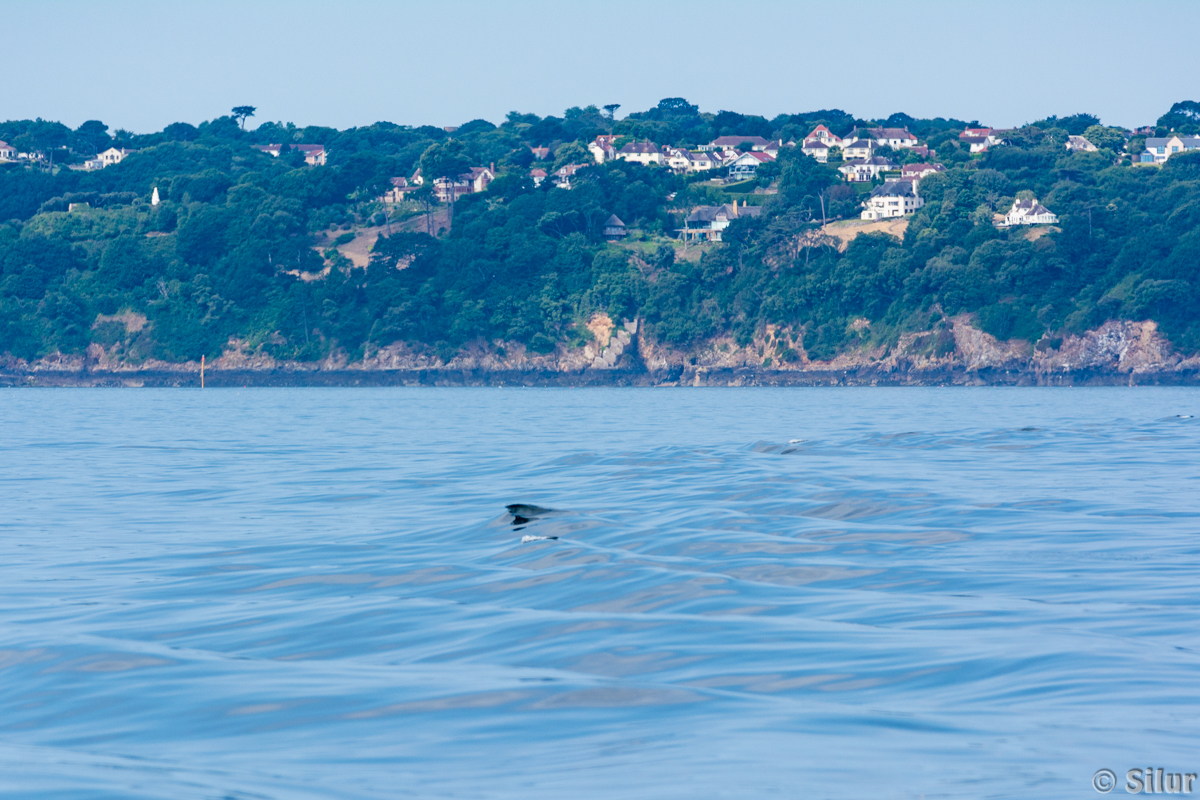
3 315 1198 387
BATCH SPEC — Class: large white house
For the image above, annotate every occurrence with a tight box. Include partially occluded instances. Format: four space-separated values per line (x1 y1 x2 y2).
702 135 773 152
841 139 877 160
97 147 134 168
803 124 843 149
801 139 830 162
861 180 923 220
0 140 15 161
1141 135 1200 163
846 127 919 149
617 140 664 165
1001 197 1058 227
838 156 897 182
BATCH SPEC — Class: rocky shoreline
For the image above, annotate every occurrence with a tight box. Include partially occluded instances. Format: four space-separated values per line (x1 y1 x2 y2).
3 316 1198 387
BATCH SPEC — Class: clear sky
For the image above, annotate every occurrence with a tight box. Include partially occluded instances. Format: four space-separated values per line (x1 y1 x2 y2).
3 0 1195 133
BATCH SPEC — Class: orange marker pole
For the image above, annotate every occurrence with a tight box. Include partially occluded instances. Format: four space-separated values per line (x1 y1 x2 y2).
201 354 205 389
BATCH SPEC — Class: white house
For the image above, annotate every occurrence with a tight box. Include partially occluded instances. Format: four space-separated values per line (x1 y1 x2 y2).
97 147 134 168
803 125 843 149
588 135 617 163
861 180 923 220
1001 197 1058 227
679 201 761 242
687 150 720 172
617 140 664 165
529 168 547 187
552 162 589 190
868 127 919 148
703 135 773 152
253 143 327 166
0 140 14 161
901 163 945 184
838 156 897 182
432 165 494 202
801 140 830 162
726 150 773 181
841 139 877 160
1141 135 1200 163
663 147 692 173
1065 135 1098 152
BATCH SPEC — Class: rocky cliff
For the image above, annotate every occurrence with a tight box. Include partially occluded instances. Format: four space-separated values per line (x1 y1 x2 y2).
2 313 1198 387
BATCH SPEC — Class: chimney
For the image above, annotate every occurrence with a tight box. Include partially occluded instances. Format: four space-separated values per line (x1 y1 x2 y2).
490 161 495 174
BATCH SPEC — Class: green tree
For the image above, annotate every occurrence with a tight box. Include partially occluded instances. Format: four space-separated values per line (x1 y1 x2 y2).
231 106 257 130
1082 124 1126 152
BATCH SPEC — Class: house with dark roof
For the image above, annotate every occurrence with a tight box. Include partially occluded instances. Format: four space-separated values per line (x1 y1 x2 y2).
603 214 627 240
841 139 876 160
679 201 762 242
861 180 923 220
838 156 898 182
617 140 664 166
703 135 773 153
1141 135 1200 163
1000 197 1058 227
849 127 919 149
801 139 830 162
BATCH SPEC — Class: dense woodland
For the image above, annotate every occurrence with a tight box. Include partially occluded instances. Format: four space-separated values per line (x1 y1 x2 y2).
2 99 1200 365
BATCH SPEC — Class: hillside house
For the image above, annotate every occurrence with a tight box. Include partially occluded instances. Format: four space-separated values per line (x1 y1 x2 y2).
588 135 617 163
679 201 762 242
97 147 134 168
726 150 774 181
866 127 919 148
530 146 551 160
603 214 627 240
1141 135 1200 163
553 162 589 189
838 156 897 182
432 165 494 202
802 140 830 162
803 125 843 149
961 127 994 139
617 141 664 165
861 180 923 220
1000 197 1058 227
254 144 327 166
841 139 877 160
0 141 14 161
703 135 773 152
1065 135 1098 152
380 176 418 203
663 147 692 173
687 150 720 172
529 168 547 187
901 163 945 186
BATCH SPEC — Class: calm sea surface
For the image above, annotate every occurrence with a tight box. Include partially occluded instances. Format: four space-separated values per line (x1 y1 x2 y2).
2 388 1199 799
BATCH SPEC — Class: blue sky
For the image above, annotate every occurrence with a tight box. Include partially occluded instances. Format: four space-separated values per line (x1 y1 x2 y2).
3 0 1195 133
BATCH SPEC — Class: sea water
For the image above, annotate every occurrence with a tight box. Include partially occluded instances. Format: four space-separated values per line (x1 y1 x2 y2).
1 387 1198 799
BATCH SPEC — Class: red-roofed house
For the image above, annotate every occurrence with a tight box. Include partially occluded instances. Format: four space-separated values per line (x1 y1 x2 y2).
0 141 15 161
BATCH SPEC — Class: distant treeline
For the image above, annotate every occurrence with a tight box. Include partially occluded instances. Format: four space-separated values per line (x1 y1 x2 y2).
1 99 1199 364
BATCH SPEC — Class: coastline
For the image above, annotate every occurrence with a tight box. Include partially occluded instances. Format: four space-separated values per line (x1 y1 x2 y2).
4 316 1198 388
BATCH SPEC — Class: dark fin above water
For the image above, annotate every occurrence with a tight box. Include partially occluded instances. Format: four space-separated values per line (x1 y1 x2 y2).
507 504 552 517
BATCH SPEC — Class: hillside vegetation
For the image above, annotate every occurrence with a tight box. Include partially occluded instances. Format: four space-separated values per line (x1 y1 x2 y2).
2 101 1199 366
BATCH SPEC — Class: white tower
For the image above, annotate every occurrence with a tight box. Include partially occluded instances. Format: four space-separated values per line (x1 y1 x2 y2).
151 186 160 206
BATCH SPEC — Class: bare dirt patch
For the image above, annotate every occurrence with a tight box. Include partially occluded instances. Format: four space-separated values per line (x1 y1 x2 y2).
824 218 909 251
